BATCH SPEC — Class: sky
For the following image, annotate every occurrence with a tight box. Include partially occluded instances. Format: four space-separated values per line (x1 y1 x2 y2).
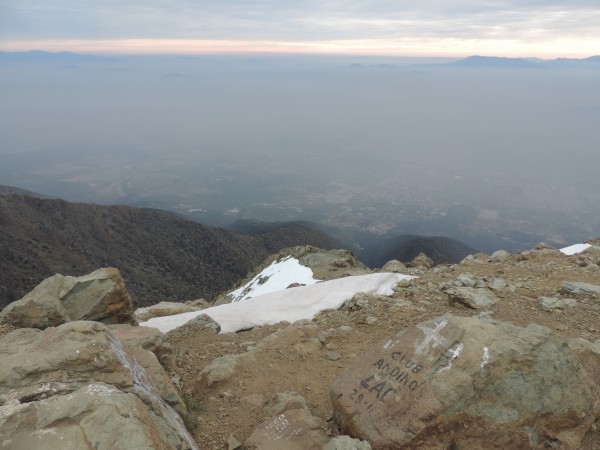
1 0 599 57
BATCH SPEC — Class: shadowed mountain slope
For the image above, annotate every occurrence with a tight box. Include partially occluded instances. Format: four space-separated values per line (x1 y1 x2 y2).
0 189 339 309
359 234 478 268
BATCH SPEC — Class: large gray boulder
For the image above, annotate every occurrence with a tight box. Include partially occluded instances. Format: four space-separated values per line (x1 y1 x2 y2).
331 315 600 449
0 268 135 329
0 321 197 450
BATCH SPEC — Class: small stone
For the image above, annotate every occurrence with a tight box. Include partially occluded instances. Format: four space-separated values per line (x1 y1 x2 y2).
339 326 353 332
197 354 241 386
488 278 508 291
324 351 342 361
446 287 498 309
478 310 494 320
242 394 264 407
365 316 378 325
268 390 309 415
324 435 372 450
228 434 242 450
171 374 181 387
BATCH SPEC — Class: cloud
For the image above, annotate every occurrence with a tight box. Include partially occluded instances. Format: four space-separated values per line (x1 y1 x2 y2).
1 0 599 56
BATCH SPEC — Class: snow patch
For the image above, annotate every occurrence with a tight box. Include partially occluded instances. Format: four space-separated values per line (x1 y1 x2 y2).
142 272 415 334
228 256 319 302
560 243 592 256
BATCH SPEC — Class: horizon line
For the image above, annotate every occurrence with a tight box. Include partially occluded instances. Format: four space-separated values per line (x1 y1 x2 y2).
1 38 599 59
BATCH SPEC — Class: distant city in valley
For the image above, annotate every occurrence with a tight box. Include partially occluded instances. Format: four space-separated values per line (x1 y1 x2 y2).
1 52 599 253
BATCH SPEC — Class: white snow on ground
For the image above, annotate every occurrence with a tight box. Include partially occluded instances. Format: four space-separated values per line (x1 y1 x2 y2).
228 256 319 302
141 272 415 334
560 243 592 256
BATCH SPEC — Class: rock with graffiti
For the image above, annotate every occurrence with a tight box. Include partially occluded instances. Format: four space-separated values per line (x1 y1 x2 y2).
330 315 600 449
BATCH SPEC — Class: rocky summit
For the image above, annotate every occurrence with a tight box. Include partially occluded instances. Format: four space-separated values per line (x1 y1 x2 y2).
1 241 600 449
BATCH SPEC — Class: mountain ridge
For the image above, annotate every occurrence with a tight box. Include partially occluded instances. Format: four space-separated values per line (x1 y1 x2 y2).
0 188 339 309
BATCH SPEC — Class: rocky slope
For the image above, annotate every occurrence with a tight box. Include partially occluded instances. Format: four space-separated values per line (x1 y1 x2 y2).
163 241 600 449
1 242 600 449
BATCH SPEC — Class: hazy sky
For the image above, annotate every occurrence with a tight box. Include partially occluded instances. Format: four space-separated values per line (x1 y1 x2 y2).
1 0 599 57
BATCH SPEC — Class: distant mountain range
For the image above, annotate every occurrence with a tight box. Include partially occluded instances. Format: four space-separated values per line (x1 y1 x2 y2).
0 50 116 63
343 55 600 70
445 55 600 69
2 50 599 71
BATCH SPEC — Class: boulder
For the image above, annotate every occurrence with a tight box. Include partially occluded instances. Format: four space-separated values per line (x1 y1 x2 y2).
296 247 372 279
381 260 407 272
197 354 242 387
561 281 600 297
167 313 221 336
488 278 510 291
268 390 309 415
534 242 556 250
244 408 329 450
539 296 577 312
461 253 490 265
410 253 434 269
490 250 511 262
0 268 134 329
450 273 477 288
0 321 197 449
0 382 190 450
135 301 202 322
446 286 498 309
341 293 375 311
331 315 600 449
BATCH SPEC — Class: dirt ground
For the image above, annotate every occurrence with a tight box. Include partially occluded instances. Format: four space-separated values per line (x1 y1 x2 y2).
166 247 600 449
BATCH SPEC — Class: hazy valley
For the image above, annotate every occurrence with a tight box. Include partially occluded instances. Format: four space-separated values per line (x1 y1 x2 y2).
2 52 599 255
